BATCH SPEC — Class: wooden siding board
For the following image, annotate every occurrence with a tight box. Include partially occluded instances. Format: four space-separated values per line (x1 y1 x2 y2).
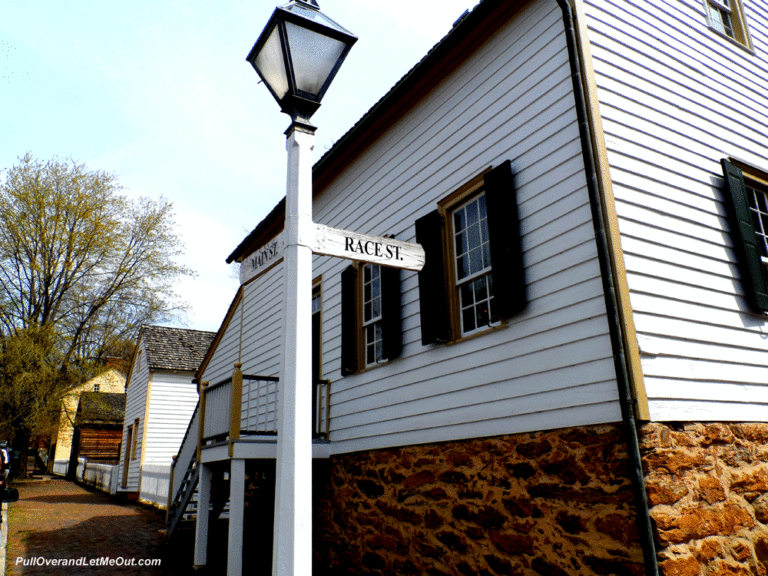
644 376 768 403
648 399 768 421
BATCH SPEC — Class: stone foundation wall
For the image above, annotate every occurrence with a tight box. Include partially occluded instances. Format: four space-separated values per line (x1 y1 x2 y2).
315 425 645 575
640 423 768 576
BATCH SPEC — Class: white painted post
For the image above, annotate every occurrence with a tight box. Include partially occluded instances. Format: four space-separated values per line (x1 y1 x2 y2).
194 463 212 568
0 503 7 576
272 121 316 576
228 458 245 576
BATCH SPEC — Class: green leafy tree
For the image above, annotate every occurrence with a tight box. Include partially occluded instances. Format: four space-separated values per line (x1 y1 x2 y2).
0 153 193 470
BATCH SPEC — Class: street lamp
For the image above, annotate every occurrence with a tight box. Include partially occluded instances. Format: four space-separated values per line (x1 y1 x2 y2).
247 0 357 124
247 2 356 576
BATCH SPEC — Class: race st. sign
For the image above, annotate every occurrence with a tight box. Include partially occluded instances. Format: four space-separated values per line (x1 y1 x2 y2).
311 223 424 271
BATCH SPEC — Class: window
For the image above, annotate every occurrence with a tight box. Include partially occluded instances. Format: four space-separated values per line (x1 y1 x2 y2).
721 158 768 313
416 160 525 344
340 262 402 375
747 182 768 262
704 0 751 48
452 193 494 334
362 264 384 364
93 384 100 393
312 280 322 383
131 418 140 459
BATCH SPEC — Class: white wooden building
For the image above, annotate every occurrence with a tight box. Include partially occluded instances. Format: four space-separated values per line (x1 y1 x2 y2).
172 0 768 574
118 325 215 508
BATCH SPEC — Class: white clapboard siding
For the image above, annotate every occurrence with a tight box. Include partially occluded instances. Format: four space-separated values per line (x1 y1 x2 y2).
194 0 620 455
119 340 151 492
583 0 768 421
143 372 199 463
309 0 619 453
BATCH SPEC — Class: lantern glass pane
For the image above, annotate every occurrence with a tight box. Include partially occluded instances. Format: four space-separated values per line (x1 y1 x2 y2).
285 21 347 97
254 25 289 100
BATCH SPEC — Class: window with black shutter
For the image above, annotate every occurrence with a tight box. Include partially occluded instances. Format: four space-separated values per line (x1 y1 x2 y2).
340 262 402 375
721 158 768 313
416 160 525 344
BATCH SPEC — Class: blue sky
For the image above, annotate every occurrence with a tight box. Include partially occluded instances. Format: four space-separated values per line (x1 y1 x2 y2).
0 1 479 331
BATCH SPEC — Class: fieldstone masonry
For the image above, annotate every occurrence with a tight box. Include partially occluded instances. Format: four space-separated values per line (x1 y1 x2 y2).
640 422 768 576
315 424 646 575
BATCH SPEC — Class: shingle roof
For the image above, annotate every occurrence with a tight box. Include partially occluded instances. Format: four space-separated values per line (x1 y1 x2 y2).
76 392 126 425
141 326 216 372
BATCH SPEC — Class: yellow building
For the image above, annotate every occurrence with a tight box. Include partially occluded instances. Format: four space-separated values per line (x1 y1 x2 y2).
49 368 126 476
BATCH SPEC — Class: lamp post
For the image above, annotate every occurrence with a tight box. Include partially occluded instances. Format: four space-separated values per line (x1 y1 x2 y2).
247 3 356 575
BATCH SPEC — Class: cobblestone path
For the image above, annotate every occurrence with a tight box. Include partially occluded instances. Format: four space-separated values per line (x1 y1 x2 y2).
5 478 204 575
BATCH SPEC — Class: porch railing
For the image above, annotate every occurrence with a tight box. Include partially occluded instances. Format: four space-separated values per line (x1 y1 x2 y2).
201 371 330 444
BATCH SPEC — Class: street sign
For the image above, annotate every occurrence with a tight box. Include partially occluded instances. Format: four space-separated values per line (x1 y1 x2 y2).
311 223 424 271
239 223 425 286
240 233 284 285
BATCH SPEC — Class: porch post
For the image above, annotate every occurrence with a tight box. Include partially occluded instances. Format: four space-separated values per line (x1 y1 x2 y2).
194 462 212 568
228 458 246 576
229 363 243 457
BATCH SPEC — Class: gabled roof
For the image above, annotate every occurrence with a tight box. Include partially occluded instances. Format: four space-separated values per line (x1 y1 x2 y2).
140 325 216 372
75 392 126 425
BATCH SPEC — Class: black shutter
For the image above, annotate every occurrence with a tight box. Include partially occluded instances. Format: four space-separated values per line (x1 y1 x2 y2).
721 159 768 313
415 210 451 345
484 160 526 320
381 266 402 360
340 265 358 375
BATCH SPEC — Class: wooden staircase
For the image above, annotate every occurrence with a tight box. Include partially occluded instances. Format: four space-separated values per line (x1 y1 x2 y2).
166 401 201 537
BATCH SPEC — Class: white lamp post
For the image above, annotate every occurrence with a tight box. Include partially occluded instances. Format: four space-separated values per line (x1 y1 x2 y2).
247 3 356 575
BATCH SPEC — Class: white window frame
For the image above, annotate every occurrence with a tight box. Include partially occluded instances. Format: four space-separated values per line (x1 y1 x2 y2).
450 192 495 337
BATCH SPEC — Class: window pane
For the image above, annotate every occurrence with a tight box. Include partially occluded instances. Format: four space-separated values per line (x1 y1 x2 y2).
462 306 476 333
456 231 467 256
454 210 466 233
469 247 483 275
467 222 481 251
460 282 474 305
475 275 488 300
482 242 491 269
457 255 468 279
466 199 479 226
476 300 490 328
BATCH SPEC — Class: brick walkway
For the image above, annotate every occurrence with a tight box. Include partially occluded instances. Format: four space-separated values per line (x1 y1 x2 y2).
4 478 208 576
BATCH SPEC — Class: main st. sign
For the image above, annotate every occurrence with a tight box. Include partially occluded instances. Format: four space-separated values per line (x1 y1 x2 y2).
240 223 424 284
